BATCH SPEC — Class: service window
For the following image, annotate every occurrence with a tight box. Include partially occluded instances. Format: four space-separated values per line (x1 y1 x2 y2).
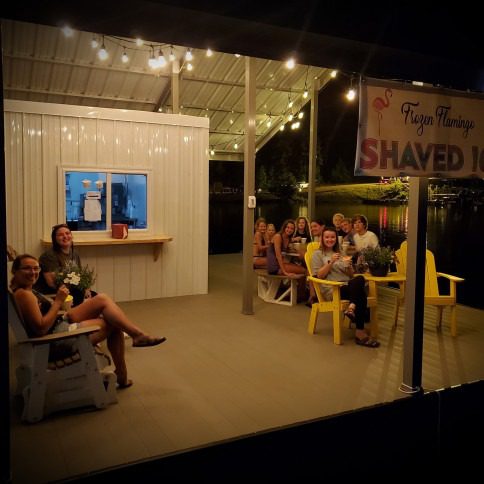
63 170 148 232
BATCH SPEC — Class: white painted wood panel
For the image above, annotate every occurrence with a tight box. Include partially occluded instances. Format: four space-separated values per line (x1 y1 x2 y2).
78 118 98 166
5 100 209 302
113 120 133 168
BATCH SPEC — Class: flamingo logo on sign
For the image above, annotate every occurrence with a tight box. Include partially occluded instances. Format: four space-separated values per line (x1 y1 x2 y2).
372 88 392 135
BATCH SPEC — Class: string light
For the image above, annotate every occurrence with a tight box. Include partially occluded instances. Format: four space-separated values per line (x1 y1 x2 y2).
98 38 108 60
302 65 309 99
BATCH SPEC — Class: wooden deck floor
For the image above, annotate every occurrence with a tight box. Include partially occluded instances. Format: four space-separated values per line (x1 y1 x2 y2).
9 254 484 482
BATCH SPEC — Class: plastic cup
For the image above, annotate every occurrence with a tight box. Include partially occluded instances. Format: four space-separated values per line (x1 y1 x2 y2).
62 295 73 311
301 238 307 244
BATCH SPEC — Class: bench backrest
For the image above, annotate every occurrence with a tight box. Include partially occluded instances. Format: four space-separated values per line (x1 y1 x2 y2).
8 292 30 342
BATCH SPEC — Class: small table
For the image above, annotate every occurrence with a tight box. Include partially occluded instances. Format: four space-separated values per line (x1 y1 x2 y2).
363 272 406 337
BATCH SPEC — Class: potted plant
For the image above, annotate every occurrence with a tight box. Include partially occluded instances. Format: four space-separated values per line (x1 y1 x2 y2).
361 246 394 277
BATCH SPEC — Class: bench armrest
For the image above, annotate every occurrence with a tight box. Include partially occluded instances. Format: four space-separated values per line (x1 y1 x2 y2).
308 276 345 287
18 325 101 345
436 272 465 283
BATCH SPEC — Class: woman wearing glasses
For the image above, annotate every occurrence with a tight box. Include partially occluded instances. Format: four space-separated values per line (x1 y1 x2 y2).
11 254 166 388
35 224 92 306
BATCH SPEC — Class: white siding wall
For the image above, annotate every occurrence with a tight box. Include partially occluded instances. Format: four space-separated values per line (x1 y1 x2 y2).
5 100 209 301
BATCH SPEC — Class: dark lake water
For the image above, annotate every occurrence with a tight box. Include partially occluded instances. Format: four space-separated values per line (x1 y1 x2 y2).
209 199 484 310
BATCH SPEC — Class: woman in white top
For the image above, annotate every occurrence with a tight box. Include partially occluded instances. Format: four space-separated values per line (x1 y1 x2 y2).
311 227 380 348
352 214 379 252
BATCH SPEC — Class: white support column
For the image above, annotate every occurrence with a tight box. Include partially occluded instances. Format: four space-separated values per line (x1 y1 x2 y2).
242 56 256 315
171 60 180 114
308 78 320 222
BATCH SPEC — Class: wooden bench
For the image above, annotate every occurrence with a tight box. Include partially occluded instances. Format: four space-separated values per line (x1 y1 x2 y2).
254 269 305 306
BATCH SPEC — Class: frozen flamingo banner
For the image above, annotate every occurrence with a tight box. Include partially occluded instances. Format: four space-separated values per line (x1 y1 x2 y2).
355 78 484 178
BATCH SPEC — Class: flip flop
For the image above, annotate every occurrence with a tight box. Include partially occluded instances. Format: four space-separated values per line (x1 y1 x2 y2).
355 336 380 348
117 379 134 390
132 336 167 348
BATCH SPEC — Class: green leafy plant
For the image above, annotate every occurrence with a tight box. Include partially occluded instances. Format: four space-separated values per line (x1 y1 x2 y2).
55 262 96 291
361 246 393 268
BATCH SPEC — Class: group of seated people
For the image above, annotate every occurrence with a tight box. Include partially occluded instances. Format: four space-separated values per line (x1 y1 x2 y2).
253 213 381 348
9 224 166 389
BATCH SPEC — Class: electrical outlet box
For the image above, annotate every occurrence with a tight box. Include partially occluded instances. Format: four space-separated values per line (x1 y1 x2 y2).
248 196 256 208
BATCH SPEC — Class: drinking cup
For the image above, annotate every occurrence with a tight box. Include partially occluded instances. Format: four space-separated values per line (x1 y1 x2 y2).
62 295 73 311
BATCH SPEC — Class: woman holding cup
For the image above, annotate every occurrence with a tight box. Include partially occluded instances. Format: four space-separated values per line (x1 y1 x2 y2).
310 227 380 348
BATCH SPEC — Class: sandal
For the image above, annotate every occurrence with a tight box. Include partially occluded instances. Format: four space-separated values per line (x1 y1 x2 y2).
344 306 356 324
132 336 167 348
117 379 134 390
355 336 380 348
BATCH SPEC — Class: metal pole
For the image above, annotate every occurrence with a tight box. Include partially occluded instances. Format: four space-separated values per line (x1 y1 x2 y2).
307 79 319 222
242 56 256 315
400 176 428 394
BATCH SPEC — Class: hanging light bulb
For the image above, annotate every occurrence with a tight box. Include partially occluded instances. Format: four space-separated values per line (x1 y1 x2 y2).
285 58 295 69
279 125 285 131
234 142 238 149
121 50 129 63
206 48 213 57
330 70 338 78
157 49 167 67
210 147 215 156
346 88 356 101
303 88 309 99
266 115 272 128
169 46 176 61
90 36 99 49
298 111 304 119
98 43 108 60
97 37 108 60
185 48 193 61
136 38 144 46
186 62 193 71
61 25 74 37
148 47 158 69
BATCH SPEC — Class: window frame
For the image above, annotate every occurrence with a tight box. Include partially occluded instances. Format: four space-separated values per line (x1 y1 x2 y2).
58 167 152 234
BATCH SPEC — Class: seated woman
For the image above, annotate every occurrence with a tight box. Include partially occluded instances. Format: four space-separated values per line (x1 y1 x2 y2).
310 227 380 348
35 224 95 306
309 219 325 244
267 220 307 301
292 216 311 243
253 217 269 268
265 223 276 243
11 254 167 388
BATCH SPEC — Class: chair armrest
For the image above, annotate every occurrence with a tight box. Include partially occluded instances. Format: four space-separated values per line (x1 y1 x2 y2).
308 276 345 287
436 272 465 283
18 325 101 345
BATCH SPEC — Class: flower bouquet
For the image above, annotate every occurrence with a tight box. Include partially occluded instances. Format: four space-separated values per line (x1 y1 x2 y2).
55 262 96 291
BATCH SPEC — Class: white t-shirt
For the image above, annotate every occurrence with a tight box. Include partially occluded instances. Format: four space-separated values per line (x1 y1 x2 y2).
353 231 379 252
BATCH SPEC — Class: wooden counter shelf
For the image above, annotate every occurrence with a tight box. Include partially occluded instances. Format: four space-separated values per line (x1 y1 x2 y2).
41 235 173 261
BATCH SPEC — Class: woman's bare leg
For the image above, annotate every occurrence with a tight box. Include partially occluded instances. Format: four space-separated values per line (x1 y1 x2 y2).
68 294 164 346
78 319 131 386
107 328 130 386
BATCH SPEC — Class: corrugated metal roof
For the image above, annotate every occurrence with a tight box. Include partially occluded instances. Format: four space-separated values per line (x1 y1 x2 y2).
2 19 332 160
